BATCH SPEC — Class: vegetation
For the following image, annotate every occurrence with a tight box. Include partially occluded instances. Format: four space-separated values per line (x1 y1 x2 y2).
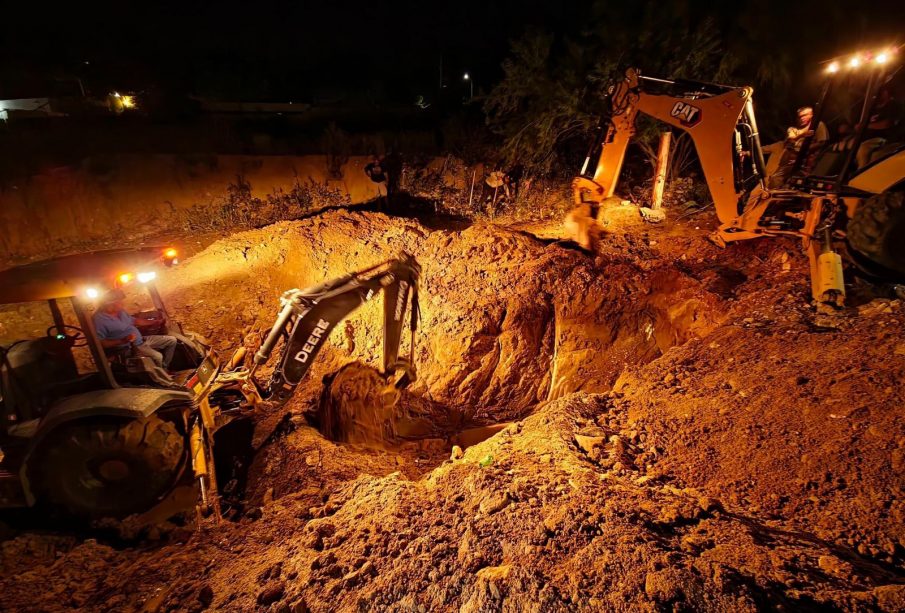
483 4 727 177
483 0 850 182
181 174 351 233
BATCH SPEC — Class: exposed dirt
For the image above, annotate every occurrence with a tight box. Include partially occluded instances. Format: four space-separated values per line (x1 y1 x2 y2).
2 206 904 611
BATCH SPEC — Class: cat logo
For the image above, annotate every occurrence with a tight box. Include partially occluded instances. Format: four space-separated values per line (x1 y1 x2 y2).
670 101 702 127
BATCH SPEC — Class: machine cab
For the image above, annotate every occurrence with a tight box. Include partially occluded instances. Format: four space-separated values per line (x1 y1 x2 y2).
0 247 206 440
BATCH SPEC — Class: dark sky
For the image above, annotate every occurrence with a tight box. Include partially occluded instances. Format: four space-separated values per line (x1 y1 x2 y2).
1 0 902 102
1 0 579 100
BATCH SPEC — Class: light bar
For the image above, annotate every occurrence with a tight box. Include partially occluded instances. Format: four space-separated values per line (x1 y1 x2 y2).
829 46 898 73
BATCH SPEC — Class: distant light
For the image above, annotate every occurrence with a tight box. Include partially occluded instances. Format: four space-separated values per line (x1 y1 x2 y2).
85 287 100 299
113 91 121 98
463 73 470 80
875 52 889 64
56 334 66 340
137 271 157 283
121 95 136 109
118 272 134 284
849 55 862 69
826 61 840 74
164 247 178 259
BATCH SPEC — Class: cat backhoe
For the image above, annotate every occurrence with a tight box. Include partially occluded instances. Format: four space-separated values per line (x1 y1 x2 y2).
570 48 905 306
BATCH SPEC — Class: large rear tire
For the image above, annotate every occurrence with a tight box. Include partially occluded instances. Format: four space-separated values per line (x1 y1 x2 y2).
847 190 905 277
33 415 185 519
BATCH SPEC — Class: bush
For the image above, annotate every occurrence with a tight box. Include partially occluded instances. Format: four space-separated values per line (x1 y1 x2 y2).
181 174 351 233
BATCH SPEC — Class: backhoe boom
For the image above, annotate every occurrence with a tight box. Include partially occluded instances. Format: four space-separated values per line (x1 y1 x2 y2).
250 253 421 401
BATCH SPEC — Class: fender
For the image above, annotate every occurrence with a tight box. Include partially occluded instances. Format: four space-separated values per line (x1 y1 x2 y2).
847 147 905 195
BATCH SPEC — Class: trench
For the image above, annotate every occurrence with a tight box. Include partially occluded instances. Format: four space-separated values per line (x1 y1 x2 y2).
147 211 732 511
309 287 712 450
236 261 719 510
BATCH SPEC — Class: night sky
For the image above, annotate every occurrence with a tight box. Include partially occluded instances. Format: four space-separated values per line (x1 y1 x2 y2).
1 1 903 103
1 1 577 101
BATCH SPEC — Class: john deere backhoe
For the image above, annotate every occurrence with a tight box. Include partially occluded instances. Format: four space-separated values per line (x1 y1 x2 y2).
570 48 905 306
0 250 419 520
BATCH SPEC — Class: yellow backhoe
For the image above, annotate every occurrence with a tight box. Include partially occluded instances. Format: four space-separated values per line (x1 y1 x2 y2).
569 49 905 306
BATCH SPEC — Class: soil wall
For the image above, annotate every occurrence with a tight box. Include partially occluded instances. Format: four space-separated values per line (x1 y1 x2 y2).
0 154 383 263
156 211 728 421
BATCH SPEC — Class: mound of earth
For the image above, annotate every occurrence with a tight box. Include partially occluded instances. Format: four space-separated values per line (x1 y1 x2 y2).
2 207 903 612
158 209 728 423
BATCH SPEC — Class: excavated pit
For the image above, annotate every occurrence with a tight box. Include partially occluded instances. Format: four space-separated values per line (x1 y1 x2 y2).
144 210 728 503
3 208 904 612
155 209 724 417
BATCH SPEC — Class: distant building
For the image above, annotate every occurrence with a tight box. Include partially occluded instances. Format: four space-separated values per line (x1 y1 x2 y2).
0 98 60 121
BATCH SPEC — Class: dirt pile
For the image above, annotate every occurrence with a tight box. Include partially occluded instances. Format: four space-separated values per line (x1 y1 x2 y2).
154 209 733 509
2 207 904 611
158 209 727 423
3 383 903 611
615 297 905 568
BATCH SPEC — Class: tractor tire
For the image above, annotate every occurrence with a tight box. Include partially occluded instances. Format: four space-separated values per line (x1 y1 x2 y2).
33 415 185 519
847 190 905 277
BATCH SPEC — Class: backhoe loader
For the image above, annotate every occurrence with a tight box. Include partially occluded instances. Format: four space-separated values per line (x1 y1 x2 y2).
0 250 420 520
570 48 905 306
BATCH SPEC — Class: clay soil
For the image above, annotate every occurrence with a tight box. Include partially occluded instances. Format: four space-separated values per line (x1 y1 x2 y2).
1 206 904 612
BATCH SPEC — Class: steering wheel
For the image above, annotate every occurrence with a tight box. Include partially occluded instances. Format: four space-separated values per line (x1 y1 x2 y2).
47 324 88 348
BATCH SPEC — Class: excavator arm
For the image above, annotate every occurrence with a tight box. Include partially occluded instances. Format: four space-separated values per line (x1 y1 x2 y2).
250 253 421 402
188 253 420 517
573 68 766 226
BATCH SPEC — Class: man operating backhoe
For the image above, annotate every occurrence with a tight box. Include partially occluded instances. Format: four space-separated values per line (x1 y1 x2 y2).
94 288 179 369
765 106 828 185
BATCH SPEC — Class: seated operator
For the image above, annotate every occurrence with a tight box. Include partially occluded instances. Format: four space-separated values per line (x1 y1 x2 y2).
785 106 829 150
94 288 178 370
765 106 829 186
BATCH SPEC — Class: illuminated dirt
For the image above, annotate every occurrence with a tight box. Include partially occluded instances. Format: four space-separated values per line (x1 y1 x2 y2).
2 209 904 611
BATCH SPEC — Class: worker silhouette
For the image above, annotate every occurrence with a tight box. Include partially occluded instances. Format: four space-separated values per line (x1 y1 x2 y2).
364 155 389 208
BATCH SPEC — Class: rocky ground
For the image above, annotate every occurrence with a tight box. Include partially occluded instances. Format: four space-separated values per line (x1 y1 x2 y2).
1 205 904 611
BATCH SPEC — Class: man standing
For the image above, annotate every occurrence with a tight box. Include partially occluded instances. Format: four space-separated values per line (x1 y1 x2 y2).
94 289 178 370
364 155 388 207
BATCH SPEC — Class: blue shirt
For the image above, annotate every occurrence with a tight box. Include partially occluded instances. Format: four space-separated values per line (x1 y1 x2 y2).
94 309 144 347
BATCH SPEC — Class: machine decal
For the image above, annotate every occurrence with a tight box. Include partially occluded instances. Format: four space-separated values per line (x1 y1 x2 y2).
293 318 330 363
670 101 702 127
394 281 409 321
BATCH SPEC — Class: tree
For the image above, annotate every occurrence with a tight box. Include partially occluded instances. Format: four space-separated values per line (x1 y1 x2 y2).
484 2 728 176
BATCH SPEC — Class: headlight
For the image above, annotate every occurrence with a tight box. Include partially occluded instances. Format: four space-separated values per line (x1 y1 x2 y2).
137 271 157 283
